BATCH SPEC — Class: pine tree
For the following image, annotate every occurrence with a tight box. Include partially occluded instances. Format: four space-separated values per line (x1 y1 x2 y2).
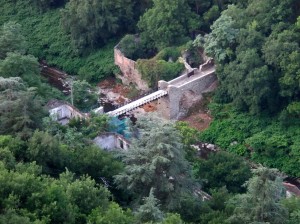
228 167 288 224
114 114 194 210
136 188 164 223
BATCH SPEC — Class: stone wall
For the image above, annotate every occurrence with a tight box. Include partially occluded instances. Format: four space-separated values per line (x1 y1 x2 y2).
114 47 149 91
157 70 216 120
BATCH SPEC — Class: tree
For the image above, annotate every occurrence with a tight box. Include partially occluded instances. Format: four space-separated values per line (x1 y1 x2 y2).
193 151 252 193
88 202 134 224
0 52 41 88
198 187 233 224
279 51 300 99
0 22 26 59
27 130 62 175
263 28 299 68
72 80 98 111
282 197 300 224
138 0 199 50
136 188 164 223
228 167 288 224
31 0 67 11
0 77 45 139
61 0 133 52
221 49 275 114
118 34 144 60
68 113 110 139
71 145 124 182
114 114 195 210
203 13 238 62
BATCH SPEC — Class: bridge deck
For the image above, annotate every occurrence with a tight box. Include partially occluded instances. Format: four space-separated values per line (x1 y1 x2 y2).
106 90 168 117
170 66 215 87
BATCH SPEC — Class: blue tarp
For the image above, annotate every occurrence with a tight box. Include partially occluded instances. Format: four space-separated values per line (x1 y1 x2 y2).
109 117 132 139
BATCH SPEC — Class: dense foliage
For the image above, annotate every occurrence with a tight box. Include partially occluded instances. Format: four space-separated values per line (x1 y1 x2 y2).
200 104 300 177
137 58 184 88
199 0 300 116
115 115 195 211
1 0 300 223
61 0 134 52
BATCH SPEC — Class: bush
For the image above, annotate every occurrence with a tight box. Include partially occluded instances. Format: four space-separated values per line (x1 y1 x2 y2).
0 1 120 83
118 34 145 60
155 47 182 61
201 103 300 177
137 59 184 88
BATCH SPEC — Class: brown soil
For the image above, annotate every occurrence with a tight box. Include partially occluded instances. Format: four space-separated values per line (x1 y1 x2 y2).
142 101 157 112
112 84 131 96
98 77 116 89
180 112 212 131
98 78 138 99
180 93 214 131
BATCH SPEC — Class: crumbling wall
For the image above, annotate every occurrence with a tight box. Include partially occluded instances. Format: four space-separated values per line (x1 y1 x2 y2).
114 47 149 91
157 70 217 120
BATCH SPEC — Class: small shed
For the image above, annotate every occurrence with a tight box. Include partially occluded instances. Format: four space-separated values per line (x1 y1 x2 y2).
94 132 130 151
46 100 86 125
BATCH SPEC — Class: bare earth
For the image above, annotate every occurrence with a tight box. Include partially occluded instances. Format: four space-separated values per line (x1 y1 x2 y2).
180 112 213 131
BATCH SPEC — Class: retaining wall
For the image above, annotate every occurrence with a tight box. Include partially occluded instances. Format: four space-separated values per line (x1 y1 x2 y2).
158 70 216 120
114 47 149 91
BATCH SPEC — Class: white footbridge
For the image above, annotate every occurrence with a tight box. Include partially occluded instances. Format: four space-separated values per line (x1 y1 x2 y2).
106 90 168 117
95 58 215 117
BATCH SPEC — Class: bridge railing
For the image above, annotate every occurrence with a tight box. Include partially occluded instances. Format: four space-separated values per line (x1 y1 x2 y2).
107 90 167 117
115 88 158 109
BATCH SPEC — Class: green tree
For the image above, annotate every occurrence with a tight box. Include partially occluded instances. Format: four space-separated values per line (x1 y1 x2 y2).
221 49 275 114
0 52 41 88
137 58 184 88
203 13 238 62
71 145 124 181
193 151 252 193
61 0 133 52
69 113 110 139
0 77 45 139
27 131 62 175
88 202 134 224
279 51 300 99
263 28 299 68
31 0 67 11
0 22 26 59
118 34 144 60
282 197 300 224
228 167 288 224
198 187 232 224
72 80 98 111
114 114 195 210
136 188 164 223
138 0 199 50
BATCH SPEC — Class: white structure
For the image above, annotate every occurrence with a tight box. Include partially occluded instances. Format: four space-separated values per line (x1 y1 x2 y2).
47 100 85 125
105 90 168 117
94 132 130 151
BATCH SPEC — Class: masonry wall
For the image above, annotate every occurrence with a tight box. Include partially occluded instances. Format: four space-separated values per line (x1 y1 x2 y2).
158 72 217 120
114 47 149 91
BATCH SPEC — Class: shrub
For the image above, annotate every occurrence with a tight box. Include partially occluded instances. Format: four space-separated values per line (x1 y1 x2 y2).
118 34 145 60
155 47 182 61
137 59 184 88
78 42 120 83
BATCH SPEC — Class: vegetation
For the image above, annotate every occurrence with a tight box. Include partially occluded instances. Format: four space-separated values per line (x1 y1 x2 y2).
138 0 199 50
115 115 195 211
137 58 184 88
61 0 134 53
1 0 300 223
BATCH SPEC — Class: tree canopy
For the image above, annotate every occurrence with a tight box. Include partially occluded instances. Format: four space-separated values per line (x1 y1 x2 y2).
114 114 195 211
